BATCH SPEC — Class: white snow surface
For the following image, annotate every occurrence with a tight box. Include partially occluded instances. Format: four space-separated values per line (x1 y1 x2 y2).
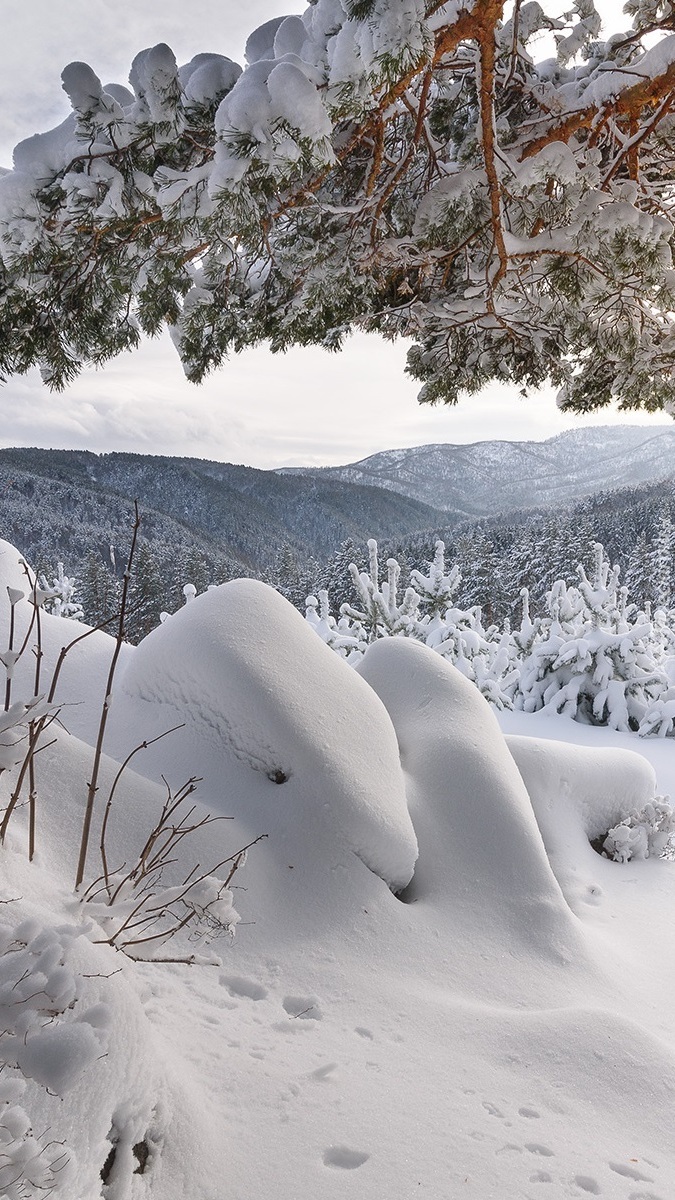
1 546 675 1198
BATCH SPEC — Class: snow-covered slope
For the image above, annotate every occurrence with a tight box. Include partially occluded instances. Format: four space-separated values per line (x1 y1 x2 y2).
282 425 675 517
1 538 675 1199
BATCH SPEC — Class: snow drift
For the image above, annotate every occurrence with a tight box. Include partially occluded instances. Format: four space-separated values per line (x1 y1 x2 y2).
112 578 418 892
1 541 675 1199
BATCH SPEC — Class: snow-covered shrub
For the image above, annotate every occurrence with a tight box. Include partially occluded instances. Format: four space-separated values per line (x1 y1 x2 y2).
0 917 110 1091
0 696 54 775
601 798 675 863
310 539 518 707
516 545 667 731
0 912 115 1195
37 563 83 621
82 777 251 962
0 1076 73 1199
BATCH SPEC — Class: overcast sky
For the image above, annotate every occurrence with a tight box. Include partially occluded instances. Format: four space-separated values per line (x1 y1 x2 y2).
0 1 668 468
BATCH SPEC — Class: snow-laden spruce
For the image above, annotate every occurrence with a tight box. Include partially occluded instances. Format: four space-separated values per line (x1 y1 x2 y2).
515 543 669 731
306 538 517 707
38 562 83 621
2 3 675 415
307 537 675 737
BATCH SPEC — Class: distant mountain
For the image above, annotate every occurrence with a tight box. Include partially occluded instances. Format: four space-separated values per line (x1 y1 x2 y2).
279 426 675 518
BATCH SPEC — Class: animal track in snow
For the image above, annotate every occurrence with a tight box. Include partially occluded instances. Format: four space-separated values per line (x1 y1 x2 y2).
609 1162 653 1182
482 1101 505 1119
282 995 322 1020
574 1176 601 1194
220 975 268 1001
322 1146 370 1169
530 1170 552 1183
518 1106 541 1119
525 1144 555 1157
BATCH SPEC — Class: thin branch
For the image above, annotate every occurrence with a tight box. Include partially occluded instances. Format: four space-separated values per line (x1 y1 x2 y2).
99 723 185 893
75 501 141 890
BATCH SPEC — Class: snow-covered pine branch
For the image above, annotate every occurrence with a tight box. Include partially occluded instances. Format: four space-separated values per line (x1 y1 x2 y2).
2 2 675 414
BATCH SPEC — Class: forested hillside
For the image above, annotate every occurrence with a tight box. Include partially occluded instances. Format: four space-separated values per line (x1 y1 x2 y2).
2 439 674 639
385 478 675 624
0 447 447 636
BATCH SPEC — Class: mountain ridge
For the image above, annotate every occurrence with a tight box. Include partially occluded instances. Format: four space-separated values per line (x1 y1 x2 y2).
279 425 675 517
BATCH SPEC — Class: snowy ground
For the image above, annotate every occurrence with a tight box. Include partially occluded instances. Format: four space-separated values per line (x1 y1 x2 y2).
1 538 674 1200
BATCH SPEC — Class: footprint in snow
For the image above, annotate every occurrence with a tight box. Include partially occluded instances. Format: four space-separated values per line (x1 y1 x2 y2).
309 1062 338 1081
323 1146 370 1170
609 1162 654 1183
518 1106 541 1119
628 1193 665 1200
220 974 268 1001
282 995 322 1020
482 1100 505 1119
574 1176 601 1194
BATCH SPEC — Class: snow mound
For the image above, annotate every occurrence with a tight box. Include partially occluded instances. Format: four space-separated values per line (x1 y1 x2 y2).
356 638 583 961
0 539 132 743
0 539 29 594
116 579 418 891
507 732 659 890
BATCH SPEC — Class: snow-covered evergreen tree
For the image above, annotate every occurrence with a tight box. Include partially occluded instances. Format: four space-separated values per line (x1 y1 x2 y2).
625 531 653 612
313 539 517 707
322 539 363 614
517 544 667 731
305 591 363 659
37 563 83 621
651 511 673 611
78 554 121 629
311 533 675 738
342 540 421 642
127 543 166 642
